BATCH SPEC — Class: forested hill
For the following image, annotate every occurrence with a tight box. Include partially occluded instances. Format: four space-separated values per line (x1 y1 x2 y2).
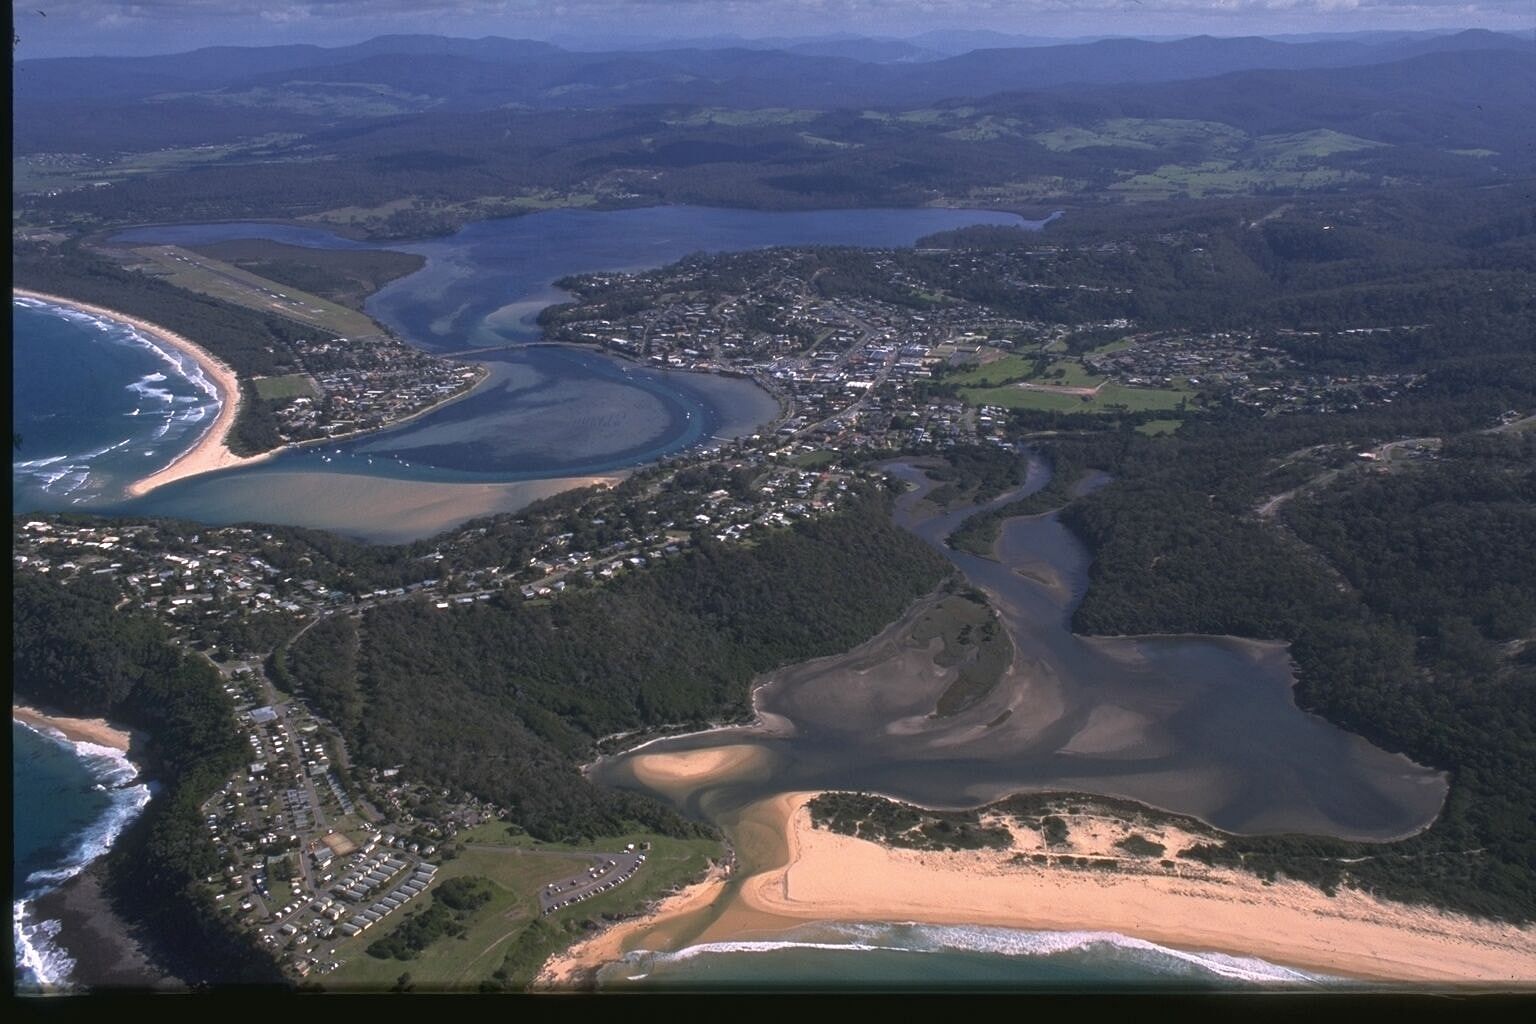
15 30 1528 114
16 40 1532 237
274 492 949 842
13 574 283 983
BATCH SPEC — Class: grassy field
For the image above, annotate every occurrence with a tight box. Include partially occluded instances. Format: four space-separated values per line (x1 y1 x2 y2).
319 824 720 992
1035 361 1105 388
126 245 379 338
790 449 840 468
944 354 1036 388
1135 418 1184 436
954 177 1087 205
665 108 820 127
191 240 426 313
13 134 304 195
798 133 859 149
308 191 597 235
1251 129 1384 164
962 381 1191 413
157 83 434 118
946 357 1103 390
1033 118 1246 154
1085 338 1138 357
1109 162 1369 201
253 374 320 401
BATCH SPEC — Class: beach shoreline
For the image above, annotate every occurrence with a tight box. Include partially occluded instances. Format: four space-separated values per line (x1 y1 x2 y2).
13 703 168 993
13 289 273 497
14 703 137 755
539 788 1536 988
22 863 184 994
737 793 1536 986
534 863 733 990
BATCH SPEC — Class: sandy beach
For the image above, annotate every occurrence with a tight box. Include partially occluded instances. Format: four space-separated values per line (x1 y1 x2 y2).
14 289 271 496
540 788 1536 987
534 863 732 989
14 703 136 754
713 792 1536 986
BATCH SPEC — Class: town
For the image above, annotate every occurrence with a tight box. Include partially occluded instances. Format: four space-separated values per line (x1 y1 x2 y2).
9 228 1472 986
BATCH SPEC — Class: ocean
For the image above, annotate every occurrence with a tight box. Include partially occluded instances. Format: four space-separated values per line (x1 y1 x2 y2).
12 721 152 992
12 298 222 509
596 922 1345 991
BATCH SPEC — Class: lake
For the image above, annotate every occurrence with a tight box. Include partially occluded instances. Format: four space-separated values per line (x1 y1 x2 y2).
24 205 1040 539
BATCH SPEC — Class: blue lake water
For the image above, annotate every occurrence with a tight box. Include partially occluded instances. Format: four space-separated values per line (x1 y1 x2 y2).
113 206 1043 351
13 205 1038 539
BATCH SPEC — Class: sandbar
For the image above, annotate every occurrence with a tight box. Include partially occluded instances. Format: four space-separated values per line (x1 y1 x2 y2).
149 469 625 543
628 745 770 801
14 289 272 497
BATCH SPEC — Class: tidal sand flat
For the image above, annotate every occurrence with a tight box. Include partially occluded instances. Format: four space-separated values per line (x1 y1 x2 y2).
77 206 1029 538
629 746 776 804
121 470 624 544
573 459 1473 985
595 557 1445 841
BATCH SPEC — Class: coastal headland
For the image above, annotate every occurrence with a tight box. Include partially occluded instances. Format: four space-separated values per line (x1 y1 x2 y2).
14 703 177 991
13 289 273 497
540 787 1536 986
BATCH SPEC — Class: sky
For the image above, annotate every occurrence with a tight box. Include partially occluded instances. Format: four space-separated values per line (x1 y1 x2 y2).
11 1 1535 58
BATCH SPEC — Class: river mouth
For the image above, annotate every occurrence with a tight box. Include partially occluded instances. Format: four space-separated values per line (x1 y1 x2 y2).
82 206 1037 538
591 459 1448 843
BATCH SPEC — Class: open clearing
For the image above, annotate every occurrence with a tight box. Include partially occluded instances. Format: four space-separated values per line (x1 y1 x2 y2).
321 825 718 991
254 374 320 401
963 382 1191 413
126 245 380 338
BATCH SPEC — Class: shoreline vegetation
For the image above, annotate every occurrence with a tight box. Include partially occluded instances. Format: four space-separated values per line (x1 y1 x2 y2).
14 289 274 497
537 786 1536 987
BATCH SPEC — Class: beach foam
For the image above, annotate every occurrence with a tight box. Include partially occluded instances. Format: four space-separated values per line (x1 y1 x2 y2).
13 297 222 502
12 721 154 991
621 921 1338 988
16 725 153 890
14 900 78 993
896 923 1334 984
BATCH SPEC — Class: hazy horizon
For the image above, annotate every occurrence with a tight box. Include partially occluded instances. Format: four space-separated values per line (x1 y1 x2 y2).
12 1 1534 60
